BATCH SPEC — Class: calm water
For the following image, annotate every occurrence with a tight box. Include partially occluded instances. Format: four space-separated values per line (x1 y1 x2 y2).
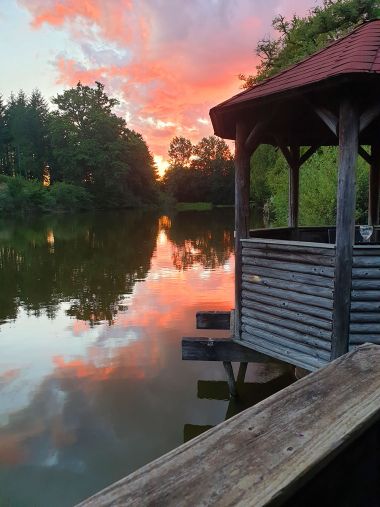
0 209 294 506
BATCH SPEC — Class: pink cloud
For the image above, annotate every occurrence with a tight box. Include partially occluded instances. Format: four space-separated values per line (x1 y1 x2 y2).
19 0 322 161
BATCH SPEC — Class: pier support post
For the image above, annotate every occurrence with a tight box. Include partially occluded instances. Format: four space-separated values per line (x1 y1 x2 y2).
223 361 237 397
289 146 300 228
332 97 359 359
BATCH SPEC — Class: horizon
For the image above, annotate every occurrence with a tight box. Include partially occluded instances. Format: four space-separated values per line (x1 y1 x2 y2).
0 0 321 176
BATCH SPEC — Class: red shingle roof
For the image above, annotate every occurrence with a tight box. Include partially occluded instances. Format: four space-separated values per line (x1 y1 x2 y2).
210 20 380 138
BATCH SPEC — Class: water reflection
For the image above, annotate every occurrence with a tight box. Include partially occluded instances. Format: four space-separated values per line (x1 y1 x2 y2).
0 209 244 506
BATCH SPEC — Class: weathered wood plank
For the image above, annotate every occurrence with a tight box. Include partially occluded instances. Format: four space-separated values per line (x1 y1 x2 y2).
242 249 336 266
241 319 331 357
242 298 332 330
351 289 380 301
239 334 325 371
242 237 336 253
181 338 273 363
350 322 380 334
332 97 359 359
234 120 252 339
351 300 380 312
241 307 332 341
242 273 334 298
352 267 380 278
77 345 380 507
353 256 380 268
196 311 230 330
243 252 335 278
242 255 335 278
352 279 380 289
288 147 300 228
242 264 334 288
350 335 380 344
242 281 334 310
350 312 380 323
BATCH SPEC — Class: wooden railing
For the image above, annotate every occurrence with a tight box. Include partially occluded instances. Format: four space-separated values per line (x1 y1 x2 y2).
77 344 380 507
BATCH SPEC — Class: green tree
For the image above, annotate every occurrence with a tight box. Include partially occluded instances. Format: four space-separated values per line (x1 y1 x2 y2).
168 136 193 167
50 81 157 207
240 0 380 87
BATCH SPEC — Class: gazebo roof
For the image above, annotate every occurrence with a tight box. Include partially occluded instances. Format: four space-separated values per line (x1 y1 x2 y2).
210 20 380 144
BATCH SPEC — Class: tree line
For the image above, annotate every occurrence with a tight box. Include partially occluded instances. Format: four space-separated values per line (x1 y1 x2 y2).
0 82 158 212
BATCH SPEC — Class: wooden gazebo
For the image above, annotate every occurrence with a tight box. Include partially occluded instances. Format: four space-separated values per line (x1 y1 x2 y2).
210 20 380 371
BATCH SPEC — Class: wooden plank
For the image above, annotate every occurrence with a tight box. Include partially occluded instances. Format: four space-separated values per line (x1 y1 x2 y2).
196 311 230 330
242 261 334 288
181 338 273 363
350 312 380 323
332 97 359 360
299 145 319 166
351 289 380 301
242 281 334 310
313 106 339 136
241 318 331 356
352 279 380 289
78 346 380 507
288 147 300 228
242 292 333 320
350 322 380 334
234 120 252 340
359 102 380 132
242 307 332 341
352 267 380 278
350 335 380 344
242 249 335 266
358 145 372 165
351 300 380 312
239 334 325 371
353 256 380 267
242 256 335 278
242 273 334 299
242 298 333 330
242 238 336 254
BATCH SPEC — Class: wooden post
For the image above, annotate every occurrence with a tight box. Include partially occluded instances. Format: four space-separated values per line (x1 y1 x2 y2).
332 98 359 360
235 121 251 339
289 146 300 228
222 361 237 397
369 142 380 226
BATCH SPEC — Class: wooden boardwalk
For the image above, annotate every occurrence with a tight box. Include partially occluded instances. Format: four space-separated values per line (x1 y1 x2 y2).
77 343 380 506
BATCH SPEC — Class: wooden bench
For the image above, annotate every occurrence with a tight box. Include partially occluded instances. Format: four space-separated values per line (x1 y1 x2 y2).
77 344 380 506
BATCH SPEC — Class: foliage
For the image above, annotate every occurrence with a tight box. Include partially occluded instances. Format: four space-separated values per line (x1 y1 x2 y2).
0 175 92 213
240 0 380 87
0 82 158 212
241 0 377 225
163 136 234 205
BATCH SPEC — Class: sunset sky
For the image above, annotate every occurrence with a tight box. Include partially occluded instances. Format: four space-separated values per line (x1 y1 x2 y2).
0 0 320 175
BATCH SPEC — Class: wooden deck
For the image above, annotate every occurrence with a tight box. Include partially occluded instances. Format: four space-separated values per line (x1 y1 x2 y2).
77 344 380 507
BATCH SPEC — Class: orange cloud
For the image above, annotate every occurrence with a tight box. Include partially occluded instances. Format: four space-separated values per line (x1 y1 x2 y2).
20 0 320 163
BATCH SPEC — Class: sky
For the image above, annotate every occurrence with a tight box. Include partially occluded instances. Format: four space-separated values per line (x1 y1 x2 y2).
0 0 321 175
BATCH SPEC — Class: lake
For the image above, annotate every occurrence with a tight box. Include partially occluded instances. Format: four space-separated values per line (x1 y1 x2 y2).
0 209 294 506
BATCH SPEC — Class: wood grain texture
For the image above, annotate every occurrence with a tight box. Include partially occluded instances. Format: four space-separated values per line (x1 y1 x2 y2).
332 98 359 359
181 338 271 363
77 344 380 507
196 311 231 330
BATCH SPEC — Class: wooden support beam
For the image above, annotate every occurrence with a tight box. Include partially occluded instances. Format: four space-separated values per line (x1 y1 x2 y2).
360 103 380 132
196 311 231 330
369 143 380 226
244 122 264 153
332 97 359 360
182 338 273 362
299 145 319 166
314 106 339 136
289 146 300 228
358 146 372 165
78 344 380 507
237 362 248 384
223 361 237 397
235 121 252 340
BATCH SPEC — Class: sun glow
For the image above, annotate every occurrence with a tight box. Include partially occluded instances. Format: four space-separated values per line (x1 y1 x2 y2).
154 155 170 178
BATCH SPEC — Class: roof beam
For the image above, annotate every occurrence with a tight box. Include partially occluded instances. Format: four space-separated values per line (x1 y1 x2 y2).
313 106 338 136
360 103 380 133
